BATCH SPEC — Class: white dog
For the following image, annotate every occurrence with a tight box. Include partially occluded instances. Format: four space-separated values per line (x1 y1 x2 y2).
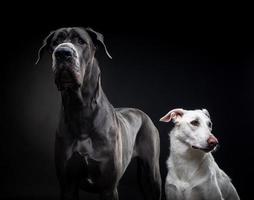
160 108 240 200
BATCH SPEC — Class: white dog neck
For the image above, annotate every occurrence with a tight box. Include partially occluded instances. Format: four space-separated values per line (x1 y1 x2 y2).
168 129 214 181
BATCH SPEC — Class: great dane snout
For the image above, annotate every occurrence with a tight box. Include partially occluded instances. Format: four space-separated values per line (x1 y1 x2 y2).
52 42 81 90
54 47 74 60
53 43 78 62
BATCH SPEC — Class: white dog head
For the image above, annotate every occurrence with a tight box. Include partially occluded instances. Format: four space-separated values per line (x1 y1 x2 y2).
160 108 218 152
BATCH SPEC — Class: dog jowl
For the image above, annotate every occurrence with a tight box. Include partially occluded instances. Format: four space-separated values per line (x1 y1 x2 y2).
36 27 161 200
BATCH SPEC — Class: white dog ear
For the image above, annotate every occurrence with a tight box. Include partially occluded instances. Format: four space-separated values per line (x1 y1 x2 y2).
202 108 210 118
160 108 185 123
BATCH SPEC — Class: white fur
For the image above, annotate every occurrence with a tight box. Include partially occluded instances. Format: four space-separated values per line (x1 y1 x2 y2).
163 109 240 200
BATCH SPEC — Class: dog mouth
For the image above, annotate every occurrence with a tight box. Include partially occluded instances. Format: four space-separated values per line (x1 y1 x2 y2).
191 145 214 153
55 69 81 91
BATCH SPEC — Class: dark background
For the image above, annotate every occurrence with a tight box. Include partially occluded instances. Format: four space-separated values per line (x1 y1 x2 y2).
1 4 254 200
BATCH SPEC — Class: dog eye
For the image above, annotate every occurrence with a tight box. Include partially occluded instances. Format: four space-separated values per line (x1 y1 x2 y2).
78 38 86 45
207 122 212 128
190 120 199 126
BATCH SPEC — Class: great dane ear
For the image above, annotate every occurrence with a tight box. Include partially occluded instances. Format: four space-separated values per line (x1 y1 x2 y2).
160 108 185 123
35 31 55 65
202 108 210 118
85 27 112 59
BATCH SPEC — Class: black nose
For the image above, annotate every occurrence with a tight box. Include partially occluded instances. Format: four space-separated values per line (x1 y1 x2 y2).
54 48 73 60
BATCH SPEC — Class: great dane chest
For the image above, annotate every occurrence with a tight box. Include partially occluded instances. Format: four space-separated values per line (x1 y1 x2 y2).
66 114 92 137
68 137 116 165
72 137 93 154
65 137 120 185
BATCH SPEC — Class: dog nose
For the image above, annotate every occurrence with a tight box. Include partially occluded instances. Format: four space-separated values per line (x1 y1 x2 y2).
55 48 73 60
207 135 218 148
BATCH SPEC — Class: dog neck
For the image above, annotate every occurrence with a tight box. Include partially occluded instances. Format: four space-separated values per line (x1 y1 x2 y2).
168 128 213 181
60 59 112 136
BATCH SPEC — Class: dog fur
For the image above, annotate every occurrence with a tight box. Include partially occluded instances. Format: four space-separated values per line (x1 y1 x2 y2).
160 108 240 200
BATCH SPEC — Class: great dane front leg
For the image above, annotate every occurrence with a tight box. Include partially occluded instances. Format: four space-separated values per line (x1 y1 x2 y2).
137 158 161 200
136 120 162 200
61 153 84 200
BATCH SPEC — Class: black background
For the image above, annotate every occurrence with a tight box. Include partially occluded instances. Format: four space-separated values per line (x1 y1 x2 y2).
1 4 254 200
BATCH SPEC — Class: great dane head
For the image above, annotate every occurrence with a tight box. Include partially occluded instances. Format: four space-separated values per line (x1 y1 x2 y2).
160 108 219 152
36 27 112 91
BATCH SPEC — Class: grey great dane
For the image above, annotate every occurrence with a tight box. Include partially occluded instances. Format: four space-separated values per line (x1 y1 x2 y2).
36 27 161 200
